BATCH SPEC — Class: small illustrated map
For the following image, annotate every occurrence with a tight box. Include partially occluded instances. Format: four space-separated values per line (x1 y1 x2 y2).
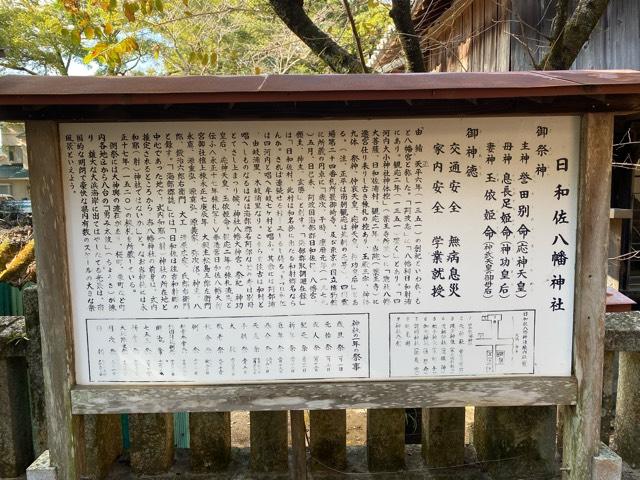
389 309 535 377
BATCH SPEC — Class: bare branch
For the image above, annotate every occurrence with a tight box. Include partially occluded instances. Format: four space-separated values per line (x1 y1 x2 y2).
390 0 426 72
341 0 368 73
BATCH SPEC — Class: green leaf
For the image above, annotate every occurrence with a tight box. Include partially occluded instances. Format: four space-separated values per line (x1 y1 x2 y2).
70 29 81 45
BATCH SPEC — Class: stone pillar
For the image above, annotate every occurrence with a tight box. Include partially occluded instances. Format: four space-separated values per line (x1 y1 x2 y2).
600 350 617 445
0 316 33 478
593 442 622 480
422 407 465 467
474 406 556 479
613 352 640 468
190 412 231 472
0 355 34 477
309 410 346 471
82 414 122 479
250 411 288 472
23 285 48 456
128 413 174 475
366 408 405 472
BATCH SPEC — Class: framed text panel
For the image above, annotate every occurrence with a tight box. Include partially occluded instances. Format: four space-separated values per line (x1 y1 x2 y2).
59 116 580 384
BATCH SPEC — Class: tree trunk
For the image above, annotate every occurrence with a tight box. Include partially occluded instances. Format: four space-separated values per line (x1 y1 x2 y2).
540 0 610 70
390 0 425 72
268 0 363 73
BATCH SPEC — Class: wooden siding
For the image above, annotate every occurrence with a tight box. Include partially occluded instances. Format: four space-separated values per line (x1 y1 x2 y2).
396 0 640 73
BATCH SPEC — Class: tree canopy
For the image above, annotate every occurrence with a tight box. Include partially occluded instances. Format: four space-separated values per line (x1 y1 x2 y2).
0 0 611 76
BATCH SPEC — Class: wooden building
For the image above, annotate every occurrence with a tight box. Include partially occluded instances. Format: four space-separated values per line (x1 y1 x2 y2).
372 0 640 299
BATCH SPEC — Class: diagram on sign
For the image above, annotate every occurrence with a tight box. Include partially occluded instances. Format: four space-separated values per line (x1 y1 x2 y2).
389 310 534 377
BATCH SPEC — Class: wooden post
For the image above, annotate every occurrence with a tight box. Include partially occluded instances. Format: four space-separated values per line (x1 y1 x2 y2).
421 407 465 468
189 412 231 472
561 113 613 480
26 121 85 480
250 411 288 472
366 408 405 472
309 410 347 471
290 410 307 480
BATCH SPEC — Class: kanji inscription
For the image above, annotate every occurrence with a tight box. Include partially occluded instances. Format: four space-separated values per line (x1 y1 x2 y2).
60 116 579 384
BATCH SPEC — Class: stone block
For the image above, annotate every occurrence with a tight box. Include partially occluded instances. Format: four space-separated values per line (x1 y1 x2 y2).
367 408 405 472
23 285 48 456
593 442 622 480
250 411 288 473
128 413 174 475
0 356 34 477
422 407 465 467
309 409 346 471
26 451 56 480
190 412 231 473
82 414 122 479
474 406 557 479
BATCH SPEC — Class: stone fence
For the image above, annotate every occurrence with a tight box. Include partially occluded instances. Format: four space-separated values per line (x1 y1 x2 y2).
3 286 640 479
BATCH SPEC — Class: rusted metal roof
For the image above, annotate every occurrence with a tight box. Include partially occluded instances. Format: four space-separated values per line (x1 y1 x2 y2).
1 71 640 121
1 70 639 106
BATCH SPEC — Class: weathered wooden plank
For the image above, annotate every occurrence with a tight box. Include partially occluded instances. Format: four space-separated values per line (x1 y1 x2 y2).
250 411 288 473
605 311 640 351
421 407 465 467
613 351 640 468
189 412 231 472
561 113 613 480
367 408 405 472
309 410 346 471
290 410 307 480
474 406 557 479
128 413 174 475
71 376 577 414
26 121 85 480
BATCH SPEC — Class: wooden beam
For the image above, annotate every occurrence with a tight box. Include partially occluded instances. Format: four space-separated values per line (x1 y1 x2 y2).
26 121 85 480
71 376 577 414
561 113 613 480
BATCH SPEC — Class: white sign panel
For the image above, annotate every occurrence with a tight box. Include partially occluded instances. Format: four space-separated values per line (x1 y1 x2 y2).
60 116 580 385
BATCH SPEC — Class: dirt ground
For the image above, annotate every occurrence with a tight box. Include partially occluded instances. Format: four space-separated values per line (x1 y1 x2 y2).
230 408 476 447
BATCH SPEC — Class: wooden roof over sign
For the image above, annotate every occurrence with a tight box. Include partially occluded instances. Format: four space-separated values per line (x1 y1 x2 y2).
1 70 640 120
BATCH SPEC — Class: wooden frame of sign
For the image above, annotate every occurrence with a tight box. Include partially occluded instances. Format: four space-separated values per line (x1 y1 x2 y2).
11 71 636 479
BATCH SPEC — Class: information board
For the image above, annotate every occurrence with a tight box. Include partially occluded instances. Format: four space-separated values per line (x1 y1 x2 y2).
60 116 580 384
